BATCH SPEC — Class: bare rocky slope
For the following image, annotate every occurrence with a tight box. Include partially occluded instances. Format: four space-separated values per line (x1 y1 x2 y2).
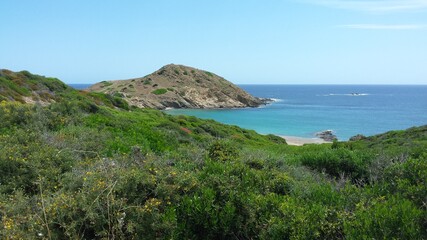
87 64 268 109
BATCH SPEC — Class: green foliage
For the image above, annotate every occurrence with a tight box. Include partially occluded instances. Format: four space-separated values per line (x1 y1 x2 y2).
113 92 124 98
208 140 239 162
344 196 423 239
0 69 68 102
151 88 168 95
100 81 113 87
266 133 288 144
0 69 130 112
177 187 238 239
300 148 372 181
352 125 427 158
84 92 130 110
381 157 427 207
0 70 426 239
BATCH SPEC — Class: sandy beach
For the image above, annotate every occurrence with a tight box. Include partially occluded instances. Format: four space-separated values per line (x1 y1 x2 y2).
280 135 329 146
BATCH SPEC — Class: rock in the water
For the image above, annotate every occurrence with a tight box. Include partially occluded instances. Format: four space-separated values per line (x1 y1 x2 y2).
316 130 338 142
87 64 268 110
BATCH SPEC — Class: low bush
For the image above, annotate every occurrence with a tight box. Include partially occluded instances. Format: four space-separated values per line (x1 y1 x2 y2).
151 88 168 95
208 140 239 162
300 148 372 181
344 196 423 239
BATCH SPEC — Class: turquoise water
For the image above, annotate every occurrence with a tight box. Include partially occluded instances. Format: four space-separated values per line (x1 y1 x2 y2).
166 85 427 140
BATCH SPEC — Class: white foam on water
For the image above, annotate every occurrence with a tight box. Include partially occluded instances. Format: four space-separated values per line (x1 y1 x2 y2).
319 93 370 97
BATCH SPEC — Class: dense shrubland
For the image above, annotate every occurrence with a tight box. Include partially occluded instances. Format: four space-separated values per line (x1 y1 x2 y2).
0 72 426 239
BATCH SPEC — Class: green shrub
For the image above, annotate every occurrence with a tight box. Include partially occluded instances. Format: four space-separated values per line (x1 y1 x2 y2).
0 190 42 239
382 157 427 207
266 134 288 144
151 88 168 95
208 140 239 162
177 188 237 239
261 198 346 239
300 148 371 181
344 196 423 239
0 152 37 194
101 81 113 87
268 172 293 195
245 158 264 169
113 92 124 98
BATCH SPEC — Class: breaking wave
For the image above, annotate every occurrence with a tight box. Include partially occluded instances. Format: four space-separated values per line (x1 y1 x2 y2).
319 93 370 97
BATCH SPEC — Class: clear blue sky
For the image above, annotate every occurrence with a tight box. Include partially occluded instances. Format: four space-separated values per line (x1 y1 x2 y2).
1 0 426 84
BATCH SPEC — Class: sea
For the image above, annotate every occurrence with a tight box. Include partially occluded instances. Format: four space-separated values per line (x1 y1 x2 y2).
69 84 92 90
69 84 427 140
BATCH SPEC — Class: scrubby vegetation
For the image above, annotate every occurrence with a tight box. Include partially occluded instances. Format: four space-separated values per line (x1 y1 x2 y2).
88 64 265 109
0 70 426 239
100 81 113 88
0 70 129 111
151 88 168 95
204 71 214 77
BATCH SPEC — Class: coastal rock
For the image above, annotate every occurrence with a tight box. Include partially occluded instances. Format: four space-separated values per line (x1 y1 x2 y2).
87 64 268 109
315 130 338 142
349 134 367 141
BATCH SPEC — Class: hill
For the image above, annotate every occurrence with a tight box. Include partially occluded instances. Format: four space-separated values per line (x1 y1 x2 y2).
0 69 425 239
0 69 129 110
0 69 68 105
88 64 268 109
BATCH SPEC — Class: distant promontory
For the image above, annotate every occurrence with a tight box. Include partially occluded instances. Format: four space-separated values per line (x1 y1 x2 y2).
87 64 269 109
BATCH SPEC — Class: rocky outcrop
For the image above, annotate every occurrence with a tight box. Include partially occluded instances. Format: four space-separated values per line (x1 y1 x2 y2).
87 64 269 109
349 134 367 141
316 130 338 142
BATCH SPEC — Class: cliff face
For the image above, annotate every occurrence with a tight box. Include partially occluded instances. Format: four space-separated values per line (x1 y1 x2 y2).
87 64 267 109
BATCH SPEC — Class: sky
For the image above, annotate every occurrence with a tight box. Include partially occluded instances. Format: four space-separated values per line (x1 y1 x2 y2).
1 0 426 84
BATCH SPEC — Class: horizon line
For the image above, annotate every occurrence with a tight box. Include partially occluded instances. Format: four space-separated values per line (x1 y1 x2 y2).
67 82 427 86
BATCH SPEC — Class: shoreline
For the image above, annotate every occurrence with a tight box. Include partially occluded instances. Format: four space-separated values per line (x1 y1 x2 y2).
279 135 329 146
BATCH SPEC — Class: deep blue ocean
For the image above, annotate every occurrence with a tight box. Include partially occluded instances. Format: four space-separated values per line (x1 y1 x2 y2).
69 84 427 140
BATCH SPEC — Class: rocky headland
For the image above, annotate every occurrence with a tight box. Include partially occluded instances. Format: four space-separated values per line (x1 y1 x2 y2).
87 64 269 110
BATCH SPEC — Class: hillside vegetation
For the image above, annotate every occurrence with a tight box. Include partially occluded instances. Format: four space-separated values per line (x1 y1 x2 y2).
0 70 426 239
0 69 129 110
88 64 267 109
